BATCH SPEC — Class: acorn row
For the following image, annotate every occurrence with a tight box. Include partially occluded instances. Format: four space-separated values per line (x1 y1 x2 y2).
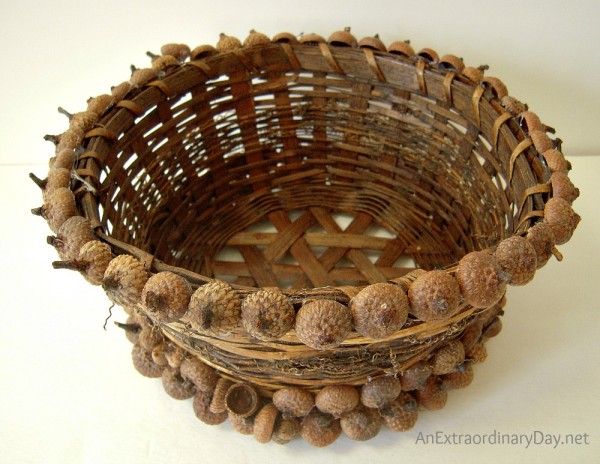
121 297 501 445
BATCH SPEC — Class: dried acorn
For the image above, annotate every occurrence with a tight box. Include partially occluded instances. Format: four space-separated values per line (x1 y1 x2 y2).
544 197 580 245
216 33 242 52
408 270 461 321
301 409 342 447
243 30 270 48
141 271 191 323
295 300 353 350
35 187 77 233
241 290 295 341
495 236 537 286
430 340 465 375
360 376 402 409
131 342 164 378
349 283 408 339
272 387 315 418
415 376 447 410
272 416 301 444
162 367 197 400
193 389 228 426
380 392 419 432
456 251 508 308
210 378 234 414
187 281 241 335
315 385 360 417
102 254 148 311
225 383 260 418
179 356 219 392
526 221 557 268
254 403 279 444
550 172 579 204
49 215 96 261
340 405 382 441
400 361 432 391
441 362 474 390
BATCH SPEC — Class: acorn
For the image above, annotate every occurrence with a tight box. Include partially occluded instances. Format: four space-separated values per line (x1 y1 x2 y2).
482 316 503 339
54 129 84 151
187 280 241 335
494 236 537 286
417 47 439 63
430 340 465 375
544 197 580 245
243 30 271 48
542 149 571 173
530 130 554 153
295 299 353 350
414 376 447 410
129 67 158 88
456 251 508 309
315 385 360 417
387 40 415 58
190 44 218 60
349 283 408 339
272 387 315 418
141 271 191 323
340 405 382 441
500 95 527 115
299 33 326 45
49 215 96 261
210 378 233 414
111 81 132 101
550 172 579 204
380 392 419 432
358 34 386 52
241 290 295 341
400 361 432 391
50 149 75 170
229 411 255 435
68 110 99 133
216 33 242 53
272 416 301 444
179 356 219 392
86 94 113 117
35 186 77 233
360 376 402 409
301 409 342 447
137 324 164 352
131 342 164 378
461 66 485 84
327 27 357 47
519 111 544 132
53 239 111 286
408 270 461 321
483 76 508 99
150 54 180 71
441 362 474 390
193 389 228 425
225 383 260 418
526 221 557 268
460 318 484 352
151 342 168 366
162 366 197 400
160 43 191 61
102 254 148 310
164 343 186 369
466 342 488 364
254 403 279 444
271 32 299 44
439 54 465 72
42 168 71 199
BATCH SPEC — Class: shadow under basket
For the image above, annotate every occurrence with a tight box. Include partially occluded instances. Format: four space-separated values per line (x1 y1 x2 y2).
35 30 580 446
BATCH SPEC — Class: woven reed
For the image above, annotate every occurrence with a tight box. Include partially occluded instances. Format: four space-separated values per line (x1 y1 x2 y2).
35 31 579 427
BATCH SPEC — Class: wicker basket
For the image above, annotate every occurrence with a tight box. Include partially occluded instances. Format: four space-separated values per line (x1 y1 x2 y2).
32 29 580 445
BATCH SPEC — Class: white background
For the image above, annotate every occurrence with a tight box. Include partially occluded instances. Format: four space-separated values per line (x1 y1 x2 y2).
1 1 599 463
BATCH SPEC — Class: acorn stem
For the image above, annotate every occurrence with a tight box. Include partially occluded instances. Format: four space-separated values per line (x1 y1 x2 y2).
114 321 141 332
57 106 73 119
551 246 563 261
146 50 159 60
29 172 47 189
44 134 58 144
31 206 44 216
52 260 84 271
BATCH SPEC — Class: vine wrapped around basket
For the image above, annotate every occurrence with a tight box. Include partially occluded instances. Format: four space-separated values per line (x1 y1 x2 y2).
32 28 580 446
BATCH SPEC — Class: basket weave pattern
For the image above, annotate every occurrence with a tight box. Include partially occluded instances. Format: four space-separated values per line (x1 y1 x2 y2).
33 29 580 445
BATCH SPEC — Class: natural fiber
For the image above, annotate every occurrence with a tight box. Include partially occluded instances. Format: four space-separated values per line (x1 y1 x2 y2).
33 29 580 445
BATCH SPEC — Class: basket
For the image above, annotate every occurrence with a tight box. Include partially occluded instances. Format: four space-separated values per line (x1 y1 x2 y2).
32 29 580 446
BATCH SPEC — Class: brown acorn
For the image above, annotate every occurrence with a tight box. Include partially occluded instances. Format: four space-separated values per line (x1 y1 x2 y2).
229 411 255 435
482 317 503 339
190 44 218 60
49 215 96 261
225 383 260 418
272 416 301 444
137 324 164 352
150 54 179 71
550 172 579 204
519 111 544 132
187 280 241 335
50 149 75 170
141 271 191 323
494 236 537 286
328 27 357 47
430 340 465 375
111 81 132 101
360 376 402 409
151 342 168 366
315 385 360 417
86 94 113 117
387 40 415 58
466 342 488 364
131 342 164 378
400 361 432 391
530 130 554 153
500 96 527 115
216 33 242 52
243 30 271 48
295 300 353 350
408 270 461 321
441 362 474 390
56 129 84 151
102 254 148 310
241 290 295 341
456 251 508 309
380 392 419 432
36 187 77 233
301 409 342 447
358 34 386 51
543 149 571 173
460 318 484 352
439 54 465 72
163 343 185 369
162 367 197 400
129 67 158 88
160 43 191 61
299 33 326 45
69 110 98 133
417 47 439 63
349 283 408 339
461 66 485 84
179 356 219 392
43 168 71 199
75 240 112 285
272 387 315 418
483 76 508 99
254 403 279 444
544 197 580 245
193 389 228 425
526 221 557 269
210 378 234 414
340 405 382 441
415 376 447 410
271 32 299 44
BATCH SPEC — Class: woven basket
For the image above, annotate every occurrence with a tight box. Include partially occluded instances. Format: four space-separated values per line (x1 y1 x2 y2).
32 29 580 445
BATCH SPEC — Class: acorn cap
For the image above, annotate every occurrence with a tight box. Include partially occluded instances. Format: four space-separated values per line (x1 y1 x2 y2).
358 35 386 52
190 44 218 60
272 32 299 44
77 240 112 285
417 47 439 63
327 27 357 47
360 376 402 409
193 389 228 425
526 221 557 269
408 270 461 321
387 40 414 58
500 95 527 115
229 411 255 435
495 236 537 285
301 409 341 447
129 67 159 88
141 271 191 322
272 416 301 444
162 366 197 400
456 251 508 308
225 383 260 418
295 299 352 350
460 318 484 352
272 387 315 417
111 81 132 101
179 356 219 392
210 378 234 414
131 342 164 378
102 254 149 310
466 341 488 364
530 129 554 153
441 362 474 390
254 403 279 443
439 54 465 72
350 283 408 339
299 33 326 45
430 340 465 375
160 43 191 61
543 149 571 173
414 376 447 410
188 280 241 335
243 30 271 48
340 404 382 441
482 76 508 99
315 385 360 417
461 66 485 84
43 187 78 233
86 94 113 117
241 290 295 341
52 216 96 261
550 171 579 204
519 111 544 132
399 361 432 391
216 33 242 52
43 168 71 199
544 197 580 245
380 392 418 432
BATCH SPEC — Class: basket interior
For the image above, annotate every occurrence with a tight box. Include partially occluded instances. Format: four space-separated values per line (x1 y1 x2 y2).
85 45 547 290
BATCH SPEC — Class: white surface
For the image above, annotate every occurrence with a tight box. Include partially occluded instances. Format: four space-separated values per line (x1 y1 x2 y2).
1 1 599 462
